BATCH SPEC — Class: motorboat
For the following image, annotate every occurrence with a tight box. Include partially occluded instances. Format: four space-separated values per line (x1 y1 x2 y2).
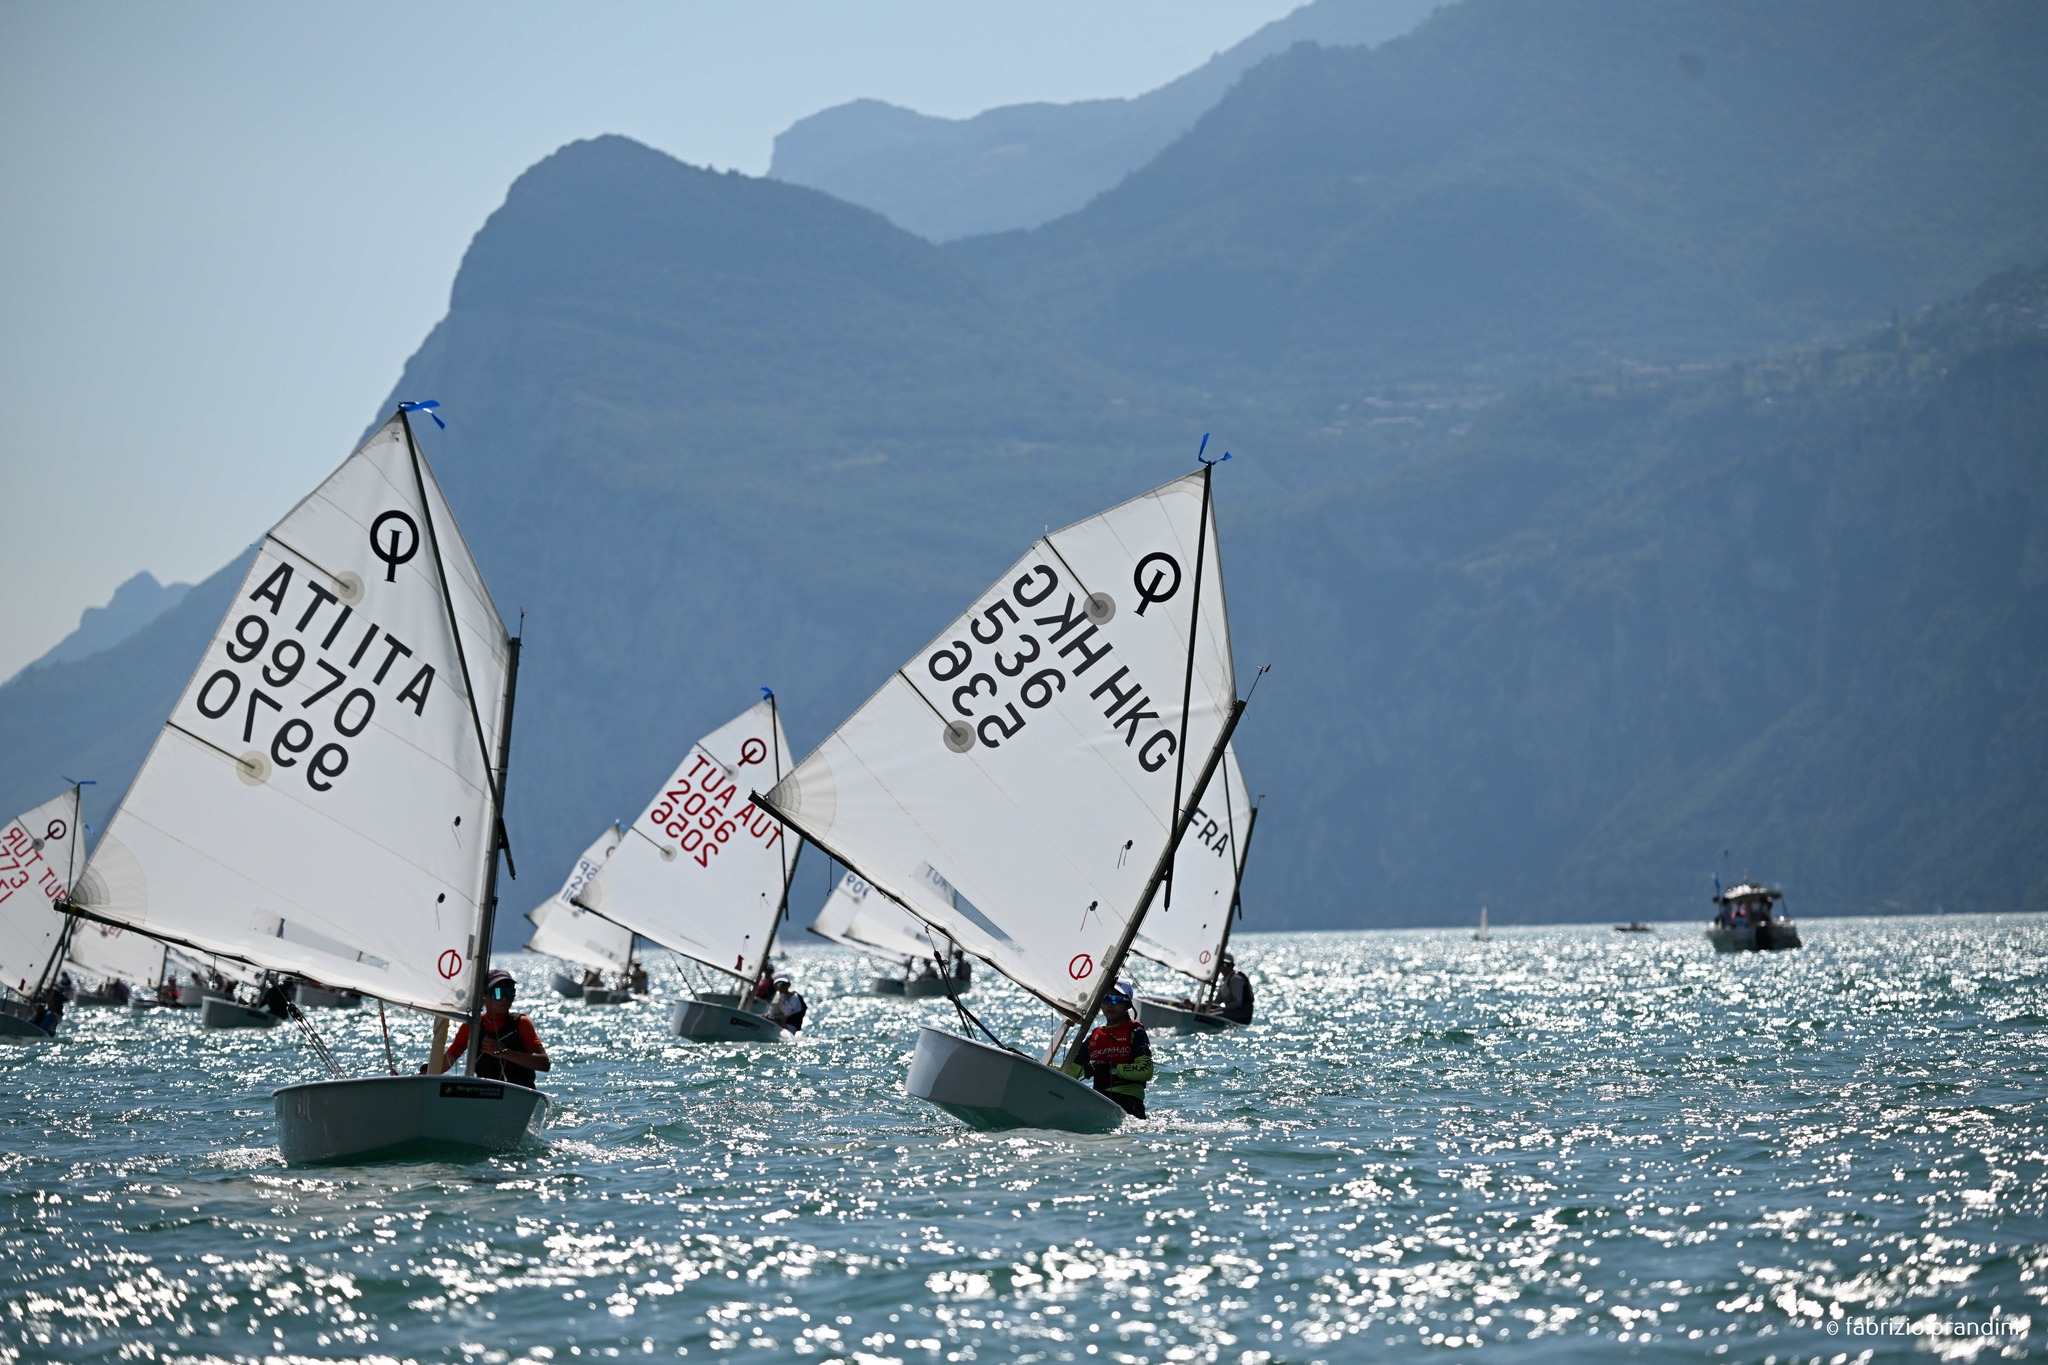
1707 884 1802 952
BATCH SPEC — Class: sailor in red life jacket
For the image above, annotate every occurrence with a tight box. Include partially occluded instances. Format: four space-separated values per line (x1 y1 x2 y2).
430 968 551 1089
1063 980 1155 1118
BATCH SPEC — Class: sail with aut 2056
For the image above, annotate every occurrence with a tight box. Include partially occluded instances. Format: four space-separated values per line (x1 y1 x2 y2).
525 824 633 973
761 471 1237 1021
70 413 511 1017
581 698 796 984
1131 743 1252 983
0 789 84 999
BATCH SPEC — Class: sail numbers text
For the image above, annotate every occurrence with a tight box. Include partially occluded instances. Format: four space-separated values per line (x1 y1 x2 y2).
925 560 1179 770
186 560 439 793
646 751 785 869
0 822 66 908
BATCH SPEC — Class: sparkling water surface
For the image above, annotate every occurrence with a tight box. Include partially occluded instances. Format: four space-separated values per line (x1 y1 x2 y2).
4 916 2046 1363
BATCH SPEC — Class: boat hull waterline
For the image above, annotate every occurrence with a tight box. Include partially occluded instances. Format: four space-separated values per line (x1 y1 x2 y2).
200 996 280 1030
272 1073 550 1164
670 998 783 1042
1708 922 1804 953
0 1012 53 1042
1136 995 1242 1035
906 1026 1126 1134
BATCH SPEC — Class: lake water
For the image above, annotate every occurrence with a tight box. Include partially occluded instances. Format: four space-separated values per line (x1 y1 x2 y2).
3 915 2045 1363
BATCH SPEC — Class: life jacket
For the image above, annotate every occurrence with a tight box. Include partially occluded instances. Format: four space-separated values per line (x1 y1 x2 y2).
1087 1018 1143 1068
476 1013 537 1088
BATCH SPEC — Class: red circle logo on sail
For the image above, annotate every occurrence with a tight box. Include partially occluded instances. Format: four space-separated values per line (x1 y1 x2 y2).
1067 953 1093 980
438 949 463 979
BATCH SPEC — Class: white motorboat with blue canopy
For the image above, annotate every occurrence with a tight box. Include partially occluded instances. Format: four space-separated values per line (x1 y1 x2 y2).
758 459 1245 1132
1130 745 1257 1033
68 404 543 1163
0 787 85 1040
552 696 801 1042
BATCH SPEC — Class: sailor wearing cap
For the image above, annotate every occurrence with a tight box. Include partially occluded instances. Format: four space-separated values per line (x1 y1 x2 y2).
1064 980 1155 1118
433 968 551 1088
767 977 808 1032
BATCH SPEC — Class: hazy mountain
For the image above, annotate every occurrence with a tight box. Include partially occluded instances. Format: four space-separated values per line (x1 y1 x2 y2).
769 0 1442 242
4 571 189 685
949 0 2048 400
3 73 2042 942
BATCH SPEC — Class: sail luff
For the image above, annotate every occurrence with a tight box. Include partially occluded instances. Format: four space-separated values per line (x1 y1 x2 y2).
461 634 520 1077
1162 461 1215 919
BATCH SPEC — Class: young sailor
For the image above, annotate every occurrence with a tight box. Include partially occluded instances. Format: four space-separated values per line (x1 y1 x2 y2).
432 969 551 1088
767 978 808 1032
1064 982 1155 1118
1212 955 1254 1026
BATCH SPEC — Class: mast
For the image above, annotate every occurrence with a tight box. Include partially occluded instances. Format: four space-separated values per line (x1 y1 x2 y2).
1049 698 1243 1062
1204 802 1258 1006
28 785 85 1003
398 407 522 1075
1057 459 1233 1058
754 688 799 974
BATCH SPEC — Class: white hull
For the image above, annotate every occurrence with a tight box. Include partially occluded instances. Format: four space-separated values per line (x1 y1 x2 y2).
550 972 586 999
291 983 361 1009
906 1026 1126 1133
1136 994 1242 1034
201 996 280 1030
904 975 963 998
1708 922 1804 953
670 997 783 1042
272 1073 549 1164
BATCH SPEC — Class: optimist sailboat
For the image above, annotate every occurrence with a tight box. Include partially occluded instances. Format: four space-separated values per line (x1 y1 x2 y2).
0 787 85 1040
525 823 635 1002
758 461 1243 1132
557 695 800 1042
67 404 537 1164
64 914 168 1006
1130 745 1258 1033
808 870 960 996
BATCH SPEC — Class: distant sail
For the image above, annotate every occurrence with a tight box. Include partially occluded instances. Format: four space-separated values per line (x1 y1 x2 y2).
582 699 795 983
810 870 944 965
762 471 1236 1019
63 919 167 988
525 824 633 972
71 415 511 1016
1131 744 1251 982
0 790 83 997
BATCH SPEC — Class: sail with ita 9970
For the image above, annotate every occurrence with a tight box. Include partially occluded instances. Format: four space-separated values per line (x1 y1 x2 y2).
760 470 1237 1021
69 414 510 1017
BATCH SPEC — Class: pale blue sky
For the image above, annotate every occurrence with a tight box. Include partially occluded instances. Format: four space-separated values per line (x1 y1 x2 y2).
0 0 1301 678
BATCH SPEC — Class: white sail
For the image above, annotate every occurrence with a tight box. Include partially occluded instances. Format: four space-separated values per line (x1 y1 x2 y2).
1130 744 1251 982
71 414 511 1016
62 919 167 988
810 870 944 965
524 823 633 971
762 470 1237 1019
585 698 795 982
0 790 83 997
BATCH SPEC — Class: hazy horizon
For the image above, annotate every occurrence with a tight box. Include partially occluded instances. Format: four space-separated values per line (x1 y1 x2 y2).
0 0 1303 679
